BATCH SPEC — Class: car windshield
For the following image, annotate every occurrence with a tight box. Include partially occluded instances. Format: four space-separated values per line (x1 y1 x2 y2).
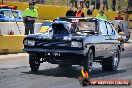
46 22 70 35
70 21 97 36
12 11 22 18
0 10 21 18
77 22 95 31
55 18 98 35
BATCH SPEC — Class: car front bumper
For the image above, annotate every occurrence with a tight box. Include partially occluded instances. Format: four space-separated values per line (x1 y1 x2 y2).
23 48 87 55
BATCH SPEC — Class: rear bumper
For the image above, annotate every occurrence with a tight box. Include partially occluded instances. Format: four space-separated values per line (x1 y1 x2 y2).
23 48 87 55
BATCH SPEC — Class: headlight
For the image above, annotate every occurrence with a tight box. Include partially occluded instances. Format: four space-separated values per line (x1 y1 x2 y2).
71 41 82 48
24 40 35 46
63 36 71 41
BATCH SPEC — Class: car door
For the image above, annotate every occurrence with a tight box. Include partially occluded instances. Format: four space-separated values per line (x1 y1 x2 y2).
105 22 120 57
94 21 109 58
95 21 117 58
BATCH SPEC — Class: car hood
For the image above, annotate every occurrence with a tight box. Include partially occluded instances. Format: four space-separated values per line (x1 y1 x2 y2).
24 33 86 41
0 18 23 22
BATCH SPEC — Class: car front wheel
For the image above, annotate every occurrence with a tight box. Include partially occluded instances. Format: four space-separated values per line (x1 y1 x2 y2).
83 49 94 73
29 54 40 72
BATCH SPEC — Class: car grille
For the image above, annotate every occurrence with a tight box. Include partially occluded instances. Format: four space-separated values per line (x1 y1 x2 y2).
35 41 71 49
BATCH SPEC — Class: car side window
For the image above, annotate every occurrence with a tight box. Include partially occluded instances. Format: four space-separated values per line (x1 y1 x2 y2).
110 23 116 35
99 21 107 35
106 22 113 35
70 23 77 33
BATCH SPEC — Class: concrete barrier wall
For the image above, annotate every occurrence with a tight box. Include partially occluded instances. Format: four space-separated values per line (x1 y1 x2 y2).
0 22 42 35
0 35 26 53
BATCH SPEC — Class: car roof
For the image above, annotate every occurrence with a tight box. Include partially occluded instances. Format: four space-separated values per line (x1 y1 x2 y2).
53 20 71 24
0 9 21 12
56 17 107 21
0 9 11 11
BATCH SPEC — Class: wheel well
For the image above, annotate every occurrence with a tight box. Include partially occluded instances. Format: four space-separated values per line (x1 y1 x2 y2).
89 45 95 57
117 45 121 51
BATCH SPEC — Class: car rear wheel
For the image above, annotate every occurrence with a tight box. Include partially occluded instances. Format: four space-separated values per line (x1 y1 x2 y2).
102 47 120 71
29 54 40 72
83 49 94 73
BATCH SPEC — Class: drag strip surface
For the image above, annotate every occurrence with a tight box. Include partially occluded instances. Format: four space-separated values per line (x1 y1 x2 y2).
0 30 132 88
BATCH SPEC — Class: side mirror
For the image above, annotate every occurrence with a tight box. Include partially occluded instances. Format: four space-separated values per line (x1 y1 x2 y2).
117 37 124 42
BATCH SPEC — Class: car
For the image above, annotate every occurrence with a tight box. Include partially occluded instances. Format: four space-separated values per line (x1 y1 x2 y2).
110 20 130 42
23 17 122 73
39 20 52 33
0 9 23 22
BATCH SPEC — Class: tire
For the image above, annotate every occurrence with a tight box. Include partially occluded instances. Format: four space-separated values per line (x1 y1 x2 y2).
83 49 94 73
102 47 120 71
29 54 40 72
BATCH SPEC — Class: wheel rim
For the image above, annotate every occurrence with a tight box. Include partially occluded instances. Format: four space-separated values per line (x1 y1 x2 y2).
88 50 93 73
34 59 39 68
113 57 118 67
113 51 119 69
29 55 40 72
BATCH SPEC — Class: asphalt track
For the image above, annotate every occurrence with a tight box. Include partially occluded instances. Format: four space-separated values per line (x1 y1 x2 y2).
0 30 132 88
